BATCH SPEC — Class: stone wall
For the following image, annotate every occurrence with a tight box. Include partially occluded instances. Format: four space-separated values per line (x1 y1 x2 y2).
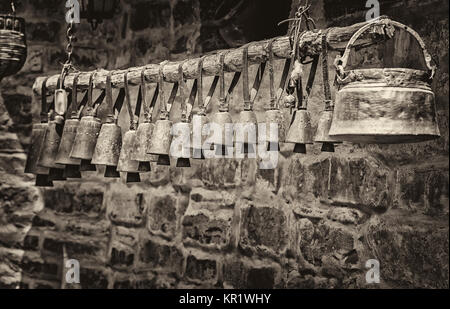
0 0 448 289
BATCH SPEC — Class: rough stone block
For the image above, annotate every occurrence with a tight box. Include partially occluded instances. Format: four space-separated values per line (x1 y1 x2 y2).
185 254 217 282
145 189 177 239
139 238 184 276
79 268 109 289
223 257 282 289
106 186 146 227
365 210 449 288
239 204 288 256
182 209 233 249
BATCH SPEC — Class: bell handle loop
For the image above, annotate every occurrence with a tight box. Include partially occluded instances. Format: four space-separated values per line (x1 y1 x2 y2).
186 79 198 121
87 71 96 109
123 70 136 130
338 18 436 79
218 52 227 111
40 77 50 123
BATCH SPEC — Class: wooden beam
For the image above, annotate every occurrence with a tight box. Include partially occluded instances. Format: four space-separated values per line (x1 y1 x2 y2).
33 17 390 95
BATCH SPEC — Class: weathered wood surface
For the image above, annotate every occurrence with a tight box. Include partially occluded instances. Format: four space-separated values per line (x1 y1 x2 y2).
33 17 392 95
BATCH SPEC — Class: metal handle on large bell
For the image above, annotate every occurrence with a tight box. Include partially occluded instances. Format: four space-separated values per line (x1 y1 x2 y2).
329 18 440 144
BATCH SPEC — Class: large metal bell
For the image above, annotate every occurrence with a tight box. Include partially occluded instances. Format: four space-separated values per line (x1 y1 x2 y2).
24 123 49 175
286 109 313 154
148 119 173 166
117 129 139 172
132 121 155 172
70 114 102 171
91 117 122 178
210 111 233 156
55 118 81 178
235 110 258 155
314 110 342 153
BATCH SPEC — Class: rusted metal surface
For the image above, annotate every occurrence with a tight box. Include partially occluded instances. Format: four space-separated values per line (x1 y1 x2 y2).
91 122 122 166
117 130 139 173
37 121 64 169
55 119 82 166
285 109 313 146
70 115 102 160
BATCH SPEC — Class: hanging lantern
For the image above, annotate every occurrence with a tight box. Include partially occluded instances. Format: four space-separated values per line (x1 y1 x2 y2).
80 0 118 30
91 71 122 178
0 2 27 80
329 19 439 144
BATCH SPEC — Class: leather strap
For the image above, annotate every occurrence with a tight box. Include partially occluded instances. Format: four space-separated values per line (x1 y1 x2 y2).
40 77 49 123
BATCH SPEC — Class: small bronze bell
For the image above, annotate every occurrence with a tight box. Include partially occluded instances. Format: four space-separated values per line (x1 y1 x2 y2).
24 78 53 187
117 128 140 182
37 76 68 180
38 117 66 181
132 68 157 172
25 79 50 176
91 72 122 178
55 74 84 179
117 71 142 182
314 108 341 152
286 108 313 154
148 63 175 166
70 72 102 171
210 53 233 157
315 34 341 152
173 62 192 168
264 42 290 152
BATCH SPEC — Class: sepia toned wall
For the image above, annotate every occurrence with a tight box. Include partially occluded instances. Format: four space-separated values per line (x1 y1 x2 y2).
0 0 448 289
